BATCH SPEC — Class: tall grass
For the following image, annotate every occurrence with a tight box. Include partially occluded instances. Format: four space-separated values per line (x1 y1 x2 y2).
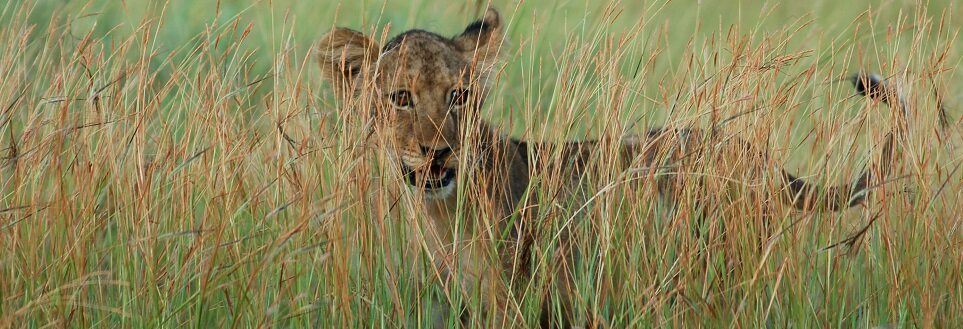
1 0 961 327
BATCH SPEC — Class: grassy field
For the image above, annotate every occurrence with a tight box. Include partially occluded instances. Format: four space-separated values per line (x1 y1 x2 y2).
1 0 962 327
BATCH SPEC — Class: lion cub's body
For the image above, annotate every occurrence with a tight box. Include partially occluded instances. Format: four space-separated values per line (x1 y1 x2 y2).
318 8 899 327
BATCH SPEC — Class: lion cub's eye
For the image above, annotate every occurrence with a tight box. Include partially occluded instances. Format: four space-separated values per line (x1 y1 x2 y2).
388 90 414 109
448 88 471 108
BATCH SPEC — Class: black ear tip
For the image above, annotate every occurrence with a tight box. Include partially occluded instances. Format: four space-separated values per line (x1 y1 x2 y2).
851 72 884 97
463 8 501 35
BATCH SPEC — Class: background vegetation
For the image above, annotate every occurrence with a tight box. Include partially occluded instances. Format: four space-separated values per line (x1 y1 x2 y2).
1 0 961 327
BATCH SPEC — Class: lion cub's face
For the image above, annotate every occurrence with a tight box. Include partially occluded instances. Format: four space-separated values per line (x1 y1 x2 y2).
318 10 503 199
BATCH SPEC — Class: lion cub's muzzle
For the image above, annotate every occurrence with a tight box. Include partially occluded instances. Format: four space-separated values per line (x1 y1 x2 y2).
400 146 456 191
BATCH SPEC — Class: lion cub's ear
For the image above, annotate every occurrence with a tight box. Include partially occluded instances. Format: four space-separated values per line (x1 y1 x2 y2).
317 28 380 97
452 8 504 78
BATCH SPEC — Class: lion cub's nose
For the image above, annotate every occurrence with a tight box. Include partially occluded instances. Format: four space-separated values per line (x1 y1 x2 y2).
420 145 452 159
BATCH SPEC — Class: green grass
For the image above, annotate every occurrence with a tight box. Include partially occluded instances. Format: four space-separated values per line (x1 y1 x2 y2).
1 0 961 327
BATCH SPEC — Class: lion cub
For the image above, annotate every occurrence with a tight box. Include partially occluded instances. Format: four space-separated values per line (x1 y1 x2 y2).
318 8 902 327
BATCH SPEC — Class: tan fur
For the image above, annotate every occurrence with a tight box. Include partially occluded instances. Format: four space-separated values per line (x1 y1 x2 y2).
318 8 902 327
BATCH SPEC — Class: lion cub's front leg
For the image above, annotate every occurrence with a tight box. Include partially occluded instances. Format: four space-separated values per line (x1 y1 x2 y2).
412 202 517 328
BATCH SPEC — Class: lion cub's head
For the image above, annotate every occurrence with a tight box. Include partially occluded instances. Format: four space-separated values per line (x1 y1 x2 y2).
318 9 504 199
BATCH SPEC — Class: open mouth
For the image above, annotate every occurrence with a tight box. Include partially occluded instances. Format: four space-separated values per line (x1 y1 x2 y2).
401 162 456 190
